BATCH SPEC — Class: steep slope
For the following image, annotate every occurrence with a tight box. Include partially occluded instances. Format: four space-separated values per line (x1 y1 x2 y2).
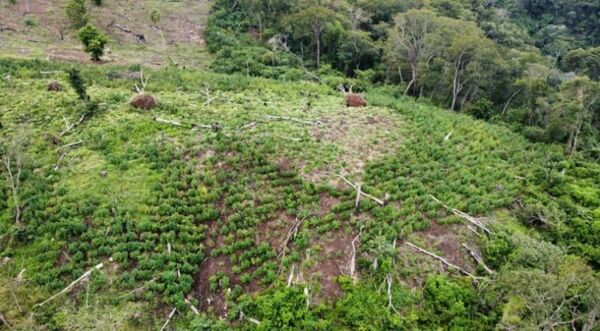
0 0 211 67
0 59 599 329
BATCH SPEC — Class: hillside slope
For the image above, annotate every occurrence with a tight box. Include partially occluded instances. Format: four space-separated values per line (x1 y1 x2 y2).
1 59 599 330
0 0 210 67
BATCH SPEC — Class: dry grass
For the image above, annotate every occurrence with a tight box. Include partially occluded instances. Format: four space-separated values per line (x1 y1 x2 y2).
0 0 211 67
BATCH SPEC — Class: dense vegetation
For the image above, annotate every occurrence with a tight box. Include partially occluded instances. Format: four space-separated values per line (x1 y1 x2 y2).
1 0 599 330
0 58 598 330
206 0 600 158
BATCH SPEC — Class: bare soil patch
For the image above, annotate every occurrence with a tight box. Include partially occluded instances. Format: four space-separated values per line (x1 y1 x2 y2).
318 193 340 216
256 212 294 250
398 221 481 286
303 228 357 302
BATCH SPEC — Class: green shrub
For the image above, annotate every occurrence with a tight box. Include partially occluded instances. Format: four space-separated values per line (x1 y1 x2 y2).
66 0 88 28
23 17 37 27
78 24 108 61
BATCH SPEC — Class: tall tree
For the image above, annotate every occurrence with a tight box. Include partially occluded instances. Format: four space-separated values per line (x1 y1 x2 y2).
550 76 600 155
441 20 499 110
283 5 339 68
564 47 600 81
388 9 441 95
514 63 552 125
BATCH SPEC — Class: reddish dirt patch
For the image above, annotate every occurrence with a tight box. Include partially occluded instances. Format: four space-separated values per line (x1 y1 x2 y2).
277 158 293 172
45 48 92 63
305 228 356 302
306 112 402 182
345 94 367 107
194 254 232 317
401 220 479 278
56 249 71 267
422 221 467 267
256 212 294 250
3 0 49 19
131 94 157 110
193 218 231 317
319 193 340 216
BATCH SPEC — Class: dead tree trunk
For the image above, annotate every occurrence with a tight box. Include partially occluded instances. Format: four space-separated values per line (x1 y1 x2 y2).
2 143 23 225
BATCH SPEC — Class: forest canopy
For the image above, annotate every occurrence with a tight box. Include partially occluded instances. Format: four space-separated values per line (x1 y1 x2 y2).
207 0 600 158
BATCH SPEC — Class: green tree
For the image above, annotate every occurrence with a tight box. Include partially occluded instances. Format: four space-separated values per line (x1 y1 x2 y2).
440 20 500 110
564 47 600 81
548 76 600 155
78 24 108 61
487 259 600 331
513 63 552 125
283 5 340 68
67 68 88 100
66 0 88 28
387 9 441 95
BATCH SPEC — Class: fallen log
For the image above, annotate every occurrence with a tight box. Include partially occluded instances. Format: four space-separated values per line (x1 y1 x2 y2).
287 265 295 286
349 233 360 282
154 117 182 127
386 273 399 314
462 243 494 274
278 215 308 259
264 115 325 126
118 278 156 299
430 195 494 235
0 313 14 331
184 299 200 315
58 114 86 139
35 263 104 307
354 184 362 214
335 174 385 206
0 26 17 33
406 242 482 280
160 308 177 331
61 140 84 149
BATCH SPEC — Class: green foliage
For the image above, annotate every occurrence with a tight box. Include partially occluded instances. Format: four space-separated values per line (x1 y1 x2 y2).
3 58 600 330
23 17 37 27
422 275 494 330
564 47 600 81
333 279 400 330
150 9 161 24
66 0 88 29
466 98 495 120
67 68 88 100
486 258 600 330
204 0 600 157
250 287 324 330
78 24 108 61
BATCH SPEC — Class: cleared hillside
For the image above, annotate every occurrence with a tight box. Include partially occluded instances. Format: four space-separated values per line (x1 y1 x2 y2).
0 0 211 67
1 59 599 330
